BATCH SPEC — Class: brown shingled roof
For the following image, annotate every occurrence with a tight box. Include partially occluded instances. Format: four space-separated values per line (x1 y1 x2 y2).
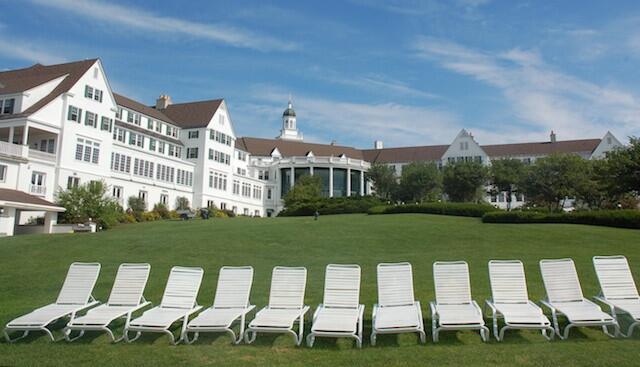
236 137 364 159
361 145 449 163
113 93 175 124
0 188 64 210
0 59 98 118
481 139 601 157
160 99 223 129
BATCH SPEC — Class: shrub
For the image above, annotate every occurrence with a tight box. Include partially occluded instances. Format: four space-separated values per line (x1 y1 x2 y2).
279 196 385 217
57 181 123 230
175 196 191 211
140 211 161 222
482 210 640 229
168 210 181 220
152 203 170 219
119 213 136 224
224 209 236 218
367 202 498 217
214 210 229 218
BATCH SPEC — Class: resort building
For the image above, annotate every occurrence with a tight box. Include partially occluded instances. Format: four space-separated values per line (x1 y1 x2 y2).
0 58 624 234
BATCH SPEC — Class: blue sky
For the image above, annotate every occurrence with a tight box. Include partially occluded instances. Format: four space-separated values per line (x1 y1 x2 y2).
1 0 639 148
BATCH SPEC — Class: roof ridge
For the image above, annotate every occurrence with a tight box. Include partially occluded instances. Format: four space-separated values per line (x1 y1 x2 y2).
161 98 224 108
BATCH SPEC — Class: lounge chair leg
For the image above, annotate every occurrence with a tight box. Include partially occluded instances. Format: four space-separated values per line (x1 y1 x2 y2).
355 335 362 349
370 332 376 346
43 327 57 342
4 330 29 343
124 329 141 343
297 313 305 346
480 326 489 342
498 326 507 341
626 322 640 338
165 330 177 345
244 330 257 344
225 329 238 344
542 327 554 341
306 333 315 347
602 323 619 338
418 330 426 344
63 328 85 342
562 324 573 340
237 314 246 344
551 310 563 339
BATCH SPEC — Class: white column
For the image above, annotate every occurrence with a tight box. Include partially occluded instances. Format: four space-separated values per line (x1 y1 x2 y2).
309 166 314 175
360 170 365 196
329 166 334 197
290 167 295 188
22 125 29 145
8 126 14 143
44 211 58 234
346 168 351 197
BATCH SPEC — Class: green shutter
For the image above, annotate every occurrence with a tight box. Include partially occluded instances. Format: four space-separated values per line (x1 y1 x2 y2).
67 106 73 120
84 85 90 98
78 109 82 123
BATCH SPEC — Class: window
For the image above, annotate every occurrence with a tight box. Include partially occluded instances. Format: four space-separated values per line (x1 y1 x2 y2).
127 110 140 125
267 188 272 200
233 180 240 195
254 210 260 217
207 200 215 208
0 164 7 182
176 169 193 186
67 176 80 189
129 132 144 148
188 131 199 139
112 186 123 201
85 85 94 99
220 202 227 210
237 151 247 161
149 138 156 151
155 122 162 133
133 158 154 178
100 116 112 131
116 108 122 120
30 171 46 195
39 139 55 153
166 126 178 138
209 171 227 191
147 118 154 130
113 127 126 143
84 86 103 102
187 147 198 159
156 164 175 183
67 105 82 122
158 142 165 154
75 138 100 164
85 111 97 127
237 168 247 176
258 170 269 180
94 89 103 102
210 130 232 146
209 149 230 165
0 98 15 115
111 152 131 173
243 208 249 216
138 191 147 209
253 185 262 200
241 182 251 197
160 194 169 206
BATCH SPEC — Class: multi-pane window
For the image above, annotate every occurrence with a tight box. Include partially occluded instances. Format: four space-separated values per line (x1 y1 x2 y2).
241 182 251 197
100 116 112 131
160 194 169 206
110 152 131 173
39 139 55 153
84 85 103 102
209 172 227 190
237 168 246 176
188 131 199 139
75 138 100 164
67 176 80 189
129 132 144 148
149 138 156 151
208 149 230 165
209 130 232 146
156 164 175 183
147 118 154 130
166 126 178 138
155 122 162 133
232 180 240 195
67 105 82 122
186 147 198 159
112 186 123 201
237 151 247 161
258 170 269 180
0 98 15 115
133 158 154 178
253 185 262 200
158 142 165 154
127 110 141 125
176 169 193 186
115 108 122 120
267 188 272 200
85 111 97 127
0 164 7 182
113 127 126 143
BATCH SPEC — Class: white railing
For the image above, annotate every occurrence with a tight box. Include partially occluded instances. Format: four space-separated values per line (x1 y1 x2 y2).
28 149 56 162
29 185 46 196
277 156 371 168
0 140 27 158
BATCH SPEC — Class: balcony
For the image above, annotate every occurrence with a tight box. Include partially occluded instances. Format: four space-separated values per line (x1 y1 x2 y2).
28 149 56 162
0 140 27 160
29 184 46 196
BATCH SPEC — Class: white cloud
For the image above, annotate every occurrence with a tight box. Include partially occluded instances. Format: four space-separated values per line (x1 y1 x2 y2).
28 0 296 52
0 38 66 64
233 85 463 148
413 36 640 142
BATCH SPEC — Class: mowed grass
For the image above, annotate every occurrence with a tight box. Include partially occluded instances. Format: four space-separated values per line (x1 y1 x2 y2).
2 214 640 366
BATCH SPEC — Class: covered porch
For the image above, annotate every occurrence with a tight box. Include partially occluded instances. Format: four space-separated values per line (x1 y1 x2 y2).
0 122 58 163
0 188 65 237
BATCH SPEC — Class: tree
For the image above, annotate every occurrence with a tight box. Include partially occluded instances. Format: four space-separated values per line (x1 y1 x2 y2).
520 154 589 211
56 180 122 229
443 160 489 202
604 137 640 197
366 164 397 200
396 162 441 202
175 196 191 210
283 174 322 210
489 158 526 210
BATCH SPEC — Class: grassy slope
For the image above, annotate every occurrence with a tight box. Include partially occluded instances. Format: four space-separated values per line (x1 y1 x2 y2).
1 214 640 366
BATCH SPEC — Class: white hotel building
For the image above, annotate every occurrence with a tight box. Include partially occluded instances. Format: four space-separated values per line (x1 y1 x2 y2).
0 59 623 235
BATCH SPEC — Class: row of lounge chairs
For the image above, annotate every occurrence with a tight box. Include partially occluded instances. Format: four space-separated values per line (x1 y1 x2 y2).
4 256 638 347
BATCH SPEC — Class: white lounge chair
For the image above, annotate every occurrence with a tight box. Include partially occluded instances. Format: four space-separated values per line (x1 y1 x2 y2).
244 267 309 346
430 261 489 342
3 262 101 342
185 266 255 344
539 258 619 339
371 262 425 346
64 263 151 342
485 260 553 341
124 266 204 345
593 255 640 337
307 264 364 348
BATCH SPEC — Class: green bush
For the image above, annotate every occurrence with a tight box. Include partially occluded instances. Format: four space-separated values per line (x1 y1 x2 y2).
482 210 640 229
367 202 498 217
279 196 385 217
152 203 170 219
140 211 161 222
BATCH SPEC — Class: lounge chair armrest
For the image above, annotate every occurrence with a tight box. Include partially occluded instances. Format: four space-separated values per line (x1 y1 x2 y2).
245 304 257 313
300 305 311 317
429 301 437 318
484 299 497 314
372 304 379 320
312 304 323 322
539 299 556 313
592 296 613 308
358 304 365 319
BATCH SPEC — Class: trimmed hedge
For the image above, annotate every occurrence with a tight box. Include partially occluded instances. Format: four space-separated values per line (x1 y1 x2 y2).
367 202 498 218
279 196 385 217
482 210 640 229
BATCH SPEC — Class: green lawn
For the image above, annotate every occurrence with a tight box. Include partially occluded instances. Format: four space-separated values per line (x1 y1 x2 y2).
2 214 640 366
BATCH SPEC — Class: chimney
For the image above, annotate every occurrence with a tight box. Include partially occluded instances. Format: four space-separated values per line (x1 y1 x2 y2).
550 130 557 143
155 94 172 109
330 140 336 146
374 140 384 149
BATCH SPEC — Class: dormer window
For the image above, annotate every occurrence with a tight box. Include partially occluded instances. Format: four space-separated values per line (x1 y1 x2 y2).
84 85 103 102
0 98 15 115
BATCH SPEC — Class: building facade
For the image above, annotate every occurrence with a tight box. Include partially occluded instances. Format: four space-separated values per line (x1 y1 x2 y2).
0 59 624 228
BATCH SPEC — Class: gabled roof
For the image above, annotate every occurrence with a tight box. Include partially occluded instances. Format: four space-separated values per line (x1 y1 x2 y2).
0 188 65 211
0 59 98 118
114 93 175 124
236 137 364 159
160 99 224 129
361 145 449 163
481 139 601 157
